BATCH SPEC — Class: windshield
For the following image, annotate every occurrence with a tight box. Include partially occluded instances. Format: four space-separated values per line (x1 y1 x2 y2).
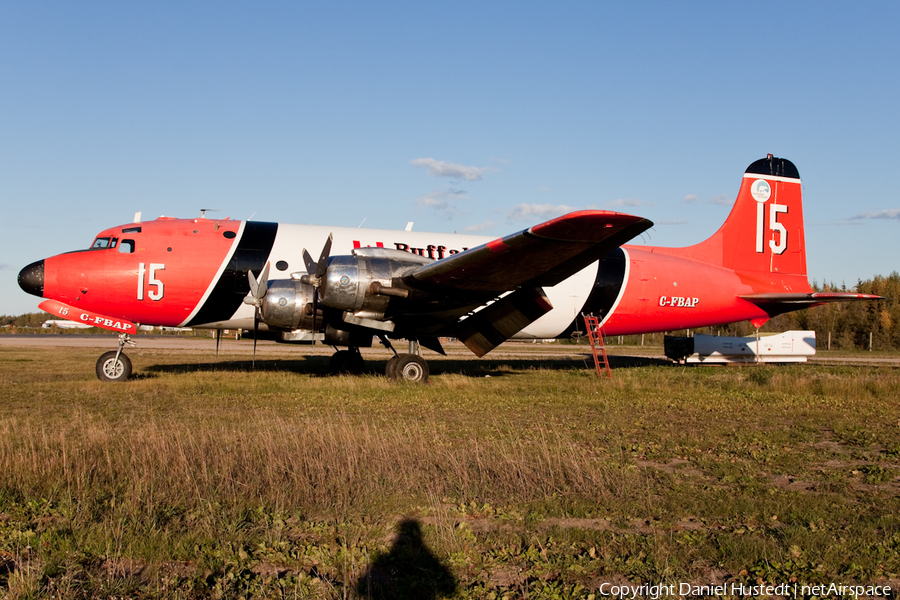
90 237 118 250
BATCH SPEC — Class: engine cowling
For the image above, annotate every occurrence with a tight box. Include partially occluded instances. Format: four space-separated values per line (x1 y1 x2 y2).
259 279 319 330
318 249 429 319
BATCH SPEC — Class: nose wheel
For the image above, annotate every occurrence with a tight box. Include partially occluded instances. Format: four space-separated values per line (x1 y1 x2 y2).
95 333 135 382
96 350 132 382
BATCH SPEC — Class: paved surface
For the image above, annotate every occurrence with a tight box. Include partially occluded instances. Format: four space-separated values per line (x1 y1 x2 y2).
2 335 898 366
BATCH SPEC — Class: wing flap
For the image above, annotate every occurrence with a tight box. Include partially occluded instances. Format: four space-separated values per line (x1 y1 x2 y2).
456 287 553 357
407 211 652 293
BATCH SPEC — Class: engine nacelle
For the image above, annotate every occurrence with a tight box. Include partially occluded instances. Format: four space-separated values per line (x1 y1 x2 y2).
319 249 428 318
259 279 319 330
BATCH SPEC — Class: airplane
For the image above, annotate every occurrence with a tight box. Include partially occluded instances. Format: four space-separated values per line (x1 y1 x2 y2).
17 155 880 382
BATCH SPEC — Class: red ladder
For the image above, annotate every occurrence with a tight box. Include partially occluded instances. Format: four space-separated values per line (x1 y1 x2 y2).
583 314 611 378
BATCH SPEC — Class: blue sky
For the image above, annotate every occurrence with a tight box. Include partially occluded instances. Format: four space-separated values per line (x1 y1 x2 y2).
2 2 898 315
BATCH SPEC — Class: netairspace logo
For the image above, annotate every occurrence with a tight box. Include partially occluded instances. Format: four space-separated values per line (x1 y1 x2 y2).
597 582 893 599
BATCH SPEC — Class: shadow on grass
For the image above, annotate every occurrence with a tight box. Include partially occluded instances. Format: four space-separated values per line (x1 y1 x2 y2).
354 519 456 600
140 353 671 379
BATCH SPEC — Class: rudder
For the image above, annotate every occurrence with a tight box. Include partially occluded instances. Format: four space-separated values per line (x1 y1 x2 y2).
676 155 807 280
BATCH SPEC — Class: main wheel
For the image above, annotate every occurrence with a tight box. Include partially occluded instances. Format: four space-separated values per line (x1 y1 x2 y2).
330 349 365 375
385 355 402 380
96 351 132 382
395 354 429 383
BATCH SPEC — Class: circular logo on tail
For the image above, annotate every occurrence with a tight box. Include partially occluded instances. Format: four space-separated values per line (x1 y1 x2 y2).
751 179 771 202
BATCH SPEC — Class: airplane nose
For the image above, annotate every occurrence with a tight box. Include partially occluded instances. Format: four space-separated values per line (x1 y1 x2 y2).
18 260 45 297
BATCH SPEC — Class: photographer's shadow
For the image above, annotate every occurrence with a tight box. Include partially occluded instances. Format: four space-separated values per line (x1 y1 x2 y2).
355 519 457 599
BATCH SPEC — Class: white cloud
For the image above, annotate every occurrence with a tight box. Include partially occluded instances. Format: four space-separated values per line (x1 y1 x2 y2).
683 194 730 205
415 195 448 210
410 158 495 181
606 198 650 209
414 190 468 219
848 209 900 221
414 189 468 209
464 220 497 233
507 203 575 222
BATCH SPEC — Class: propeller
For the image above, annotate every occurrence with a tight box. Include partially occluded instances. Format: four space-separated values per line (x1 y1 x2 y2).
300 233 333 344
243 262 271 368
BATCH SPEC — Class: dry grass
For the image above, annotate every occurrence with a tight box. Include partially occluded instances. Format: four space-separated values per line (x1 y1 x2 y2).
1 343 899 598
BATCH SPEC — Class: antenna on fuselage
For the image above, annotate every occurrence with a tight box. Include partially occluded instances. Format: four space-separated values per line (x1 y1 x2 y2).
133 212 142 223
405 222 414 231
200 208 221 219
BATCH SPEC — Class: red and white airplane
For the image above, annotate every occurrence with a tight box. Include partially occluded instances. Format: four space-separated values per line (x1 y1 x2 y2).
18 155 879 382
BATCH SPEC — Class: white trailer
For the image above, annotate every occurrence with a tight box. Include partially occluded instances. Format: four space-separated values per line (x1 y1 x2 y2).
666 331 816 364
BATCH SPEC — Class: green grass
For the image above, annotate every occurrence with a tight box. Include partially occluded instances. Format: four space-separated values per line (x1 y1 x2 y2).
0 344 899 598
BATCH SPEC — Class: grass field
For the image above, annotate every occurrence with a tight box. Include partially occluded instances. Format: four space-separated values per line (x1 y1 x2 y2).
0 340 899 599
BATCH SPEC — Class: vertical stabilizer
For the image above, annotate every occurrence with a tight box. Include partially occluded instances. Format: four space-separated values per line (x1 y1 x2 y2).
669 156 808 285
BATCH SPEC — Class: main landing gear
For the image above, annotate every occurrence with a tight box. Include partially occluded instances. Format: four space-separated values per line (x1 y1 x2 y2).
329 339 430 383
329 347 366 374
385 354 429 383
95 334 135 382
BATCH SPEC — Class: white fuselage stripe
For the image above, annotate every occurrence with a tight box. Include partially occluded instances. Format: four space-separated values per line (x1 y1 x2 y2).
742 173 801 184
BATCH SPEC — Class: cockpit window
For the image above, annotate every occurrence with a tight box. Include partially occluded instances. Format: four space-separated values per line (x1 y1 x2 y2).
90 237 118 250
119 239 135 253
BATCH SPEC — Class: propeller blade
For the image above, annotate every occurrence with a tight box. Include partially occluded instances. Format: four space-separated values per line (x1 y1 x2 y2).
247 269 259 299
256 262 270 298
244 262 271 307
301 235 332 345
252 309 259 369
311 293 319 346
216 328 221 358
302 249 317 276
315 234 333 279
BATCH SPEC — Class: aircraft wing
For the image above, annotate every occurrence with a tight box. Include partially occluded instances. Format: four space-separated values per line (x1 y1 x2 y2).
406 210 652 293
393 210 651 356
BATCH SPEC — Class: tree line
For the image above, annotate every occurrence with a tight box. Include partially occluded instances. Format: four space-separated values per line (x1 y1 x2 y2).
604 272 899 351
766 272 900 350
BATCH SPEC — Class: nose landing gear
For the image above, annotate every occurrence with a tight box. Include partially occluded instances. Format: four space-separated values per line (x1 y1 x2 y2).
95 334 135 382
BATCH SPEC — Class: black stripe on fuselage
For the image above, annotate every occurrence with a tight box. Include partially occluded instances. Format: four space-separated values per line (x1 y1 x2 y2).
186 222 279 327
559 247 627 337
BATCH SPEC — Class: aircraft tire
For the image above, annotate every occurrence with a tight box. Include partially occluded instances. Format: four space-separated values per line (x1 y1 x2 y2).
385 355 402 380
330 349 365 375
395 354 429 383
96 351 132 382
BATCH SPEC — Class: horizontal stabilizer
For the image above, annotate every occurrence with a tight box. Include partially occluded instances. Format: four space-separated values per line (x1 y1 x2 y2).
740 292 884 316
741 292 883 308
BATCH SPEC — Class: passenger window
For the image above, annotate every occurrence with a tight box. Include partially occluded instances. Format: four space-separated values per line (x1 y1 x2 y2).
119 239 135 254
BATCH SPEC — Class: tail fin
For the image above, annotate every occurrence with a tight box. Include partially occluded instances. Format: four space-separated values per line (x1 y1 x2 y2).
673 155 809 288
